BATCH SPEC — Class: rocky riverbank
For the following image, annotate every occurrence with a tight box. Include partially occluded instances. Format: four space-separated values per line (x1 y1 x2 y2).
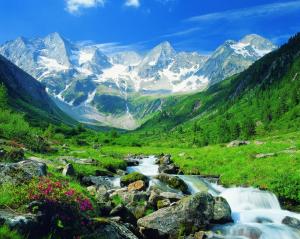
1 151 300 239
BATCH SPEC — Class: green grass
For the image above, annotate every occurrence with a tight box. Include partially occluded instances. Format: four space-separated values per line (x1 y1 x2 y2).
0 183 30 211
111 195 124 206
0 225 23 239
99 131 300 205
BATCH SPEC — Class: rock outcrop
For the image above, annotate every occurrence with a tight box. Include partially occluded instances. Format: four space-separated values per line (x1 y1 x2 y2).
0 160 47 185
227 140 249 147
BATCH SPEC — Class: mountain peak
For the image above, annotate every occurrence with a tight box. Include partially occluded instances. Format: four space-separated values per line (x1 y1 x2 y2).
43 32 68 46
154 41 175 52
46 32 64 40
240 34 276 48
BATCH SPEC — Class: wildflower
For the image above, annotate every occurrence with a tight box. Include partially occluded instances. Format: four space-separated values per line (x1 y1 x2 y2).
65 189 75 197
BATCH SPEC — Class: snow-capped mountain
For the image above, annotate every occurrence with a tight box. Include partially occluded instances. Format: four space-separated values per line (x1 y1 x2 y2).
195 34 277 85
0 33 276 129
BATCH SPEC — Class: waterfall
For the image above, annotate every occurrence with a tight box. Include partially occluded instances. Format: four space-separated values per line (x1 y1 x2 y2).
126 155 159 176
177 175 220 196
220 187 281 211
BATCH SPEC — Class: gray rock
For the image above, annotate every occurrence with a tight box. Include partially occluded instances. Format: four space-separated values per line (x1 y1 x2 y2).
62 163 75 176
0 209 39 236
282 216 300 230
157 199 171 209
138 192 216 238
57 156 96 165
125 159 140 167
158 163 180 174
148 190 163 207
255 153 276 159
212 197 232 223
157 155 171 165
227 140 250 147
86 220 138 239
82 176 114 189
160 192 183 202
96 186 113 216
0 160 47 185
27 156 53 166
126 201 149 220
96 186 110 202
110 205 137 225
116 169 126 176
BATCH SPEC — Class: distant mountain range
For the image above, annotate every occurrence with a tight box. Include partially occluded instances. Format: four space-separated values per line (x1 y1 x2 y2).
0 33 276 129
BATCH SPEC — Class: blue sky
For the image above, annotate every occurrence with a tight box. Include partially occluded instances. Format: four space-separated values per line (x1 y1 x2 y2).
0 0 300 53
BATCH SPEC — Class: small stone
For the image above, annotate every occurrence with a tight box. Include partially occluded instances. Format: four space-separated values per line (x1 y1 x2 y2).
116 169 126 176
254 141 264 145
87 186 97 196
128 180 146 192
255 153 276 159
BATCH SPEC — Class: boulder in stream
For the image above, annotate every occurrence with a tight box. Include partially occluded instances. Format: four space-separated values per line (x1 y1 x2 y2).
282 216 300 230
155 174 189 194
212 197 232 223
120 172 149 187
138 192 227 238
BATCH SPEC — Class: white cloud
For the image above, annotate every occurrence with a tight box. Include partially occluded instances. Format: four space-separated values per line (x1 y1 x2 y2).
65 0 105 14
187 1 300 22
162 27 201 38
125 0 140 8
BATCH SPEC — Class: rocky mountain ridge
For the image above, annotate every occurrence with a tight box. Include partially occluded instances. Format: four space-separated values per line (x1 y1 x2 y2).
0 33 276 129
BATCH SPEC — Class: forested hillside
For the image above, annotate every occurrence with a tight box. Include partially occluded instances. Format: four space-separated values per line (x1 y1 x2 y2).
134 33 300 147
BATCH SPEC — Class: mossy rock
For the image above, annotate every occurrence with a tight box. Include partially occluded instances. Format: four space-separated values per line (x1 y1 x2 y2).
156 174 189 194
120 172 149 187
157 199 171 209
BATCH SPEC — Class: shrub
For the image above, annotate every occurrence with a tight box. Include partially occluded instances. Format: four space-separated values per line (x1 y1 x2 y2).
28 177 94 213
27 177 94 237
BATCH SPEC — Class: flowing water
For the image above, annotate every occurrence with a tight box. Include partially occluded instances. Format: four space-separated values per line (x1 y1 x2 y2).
124 155 300 239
